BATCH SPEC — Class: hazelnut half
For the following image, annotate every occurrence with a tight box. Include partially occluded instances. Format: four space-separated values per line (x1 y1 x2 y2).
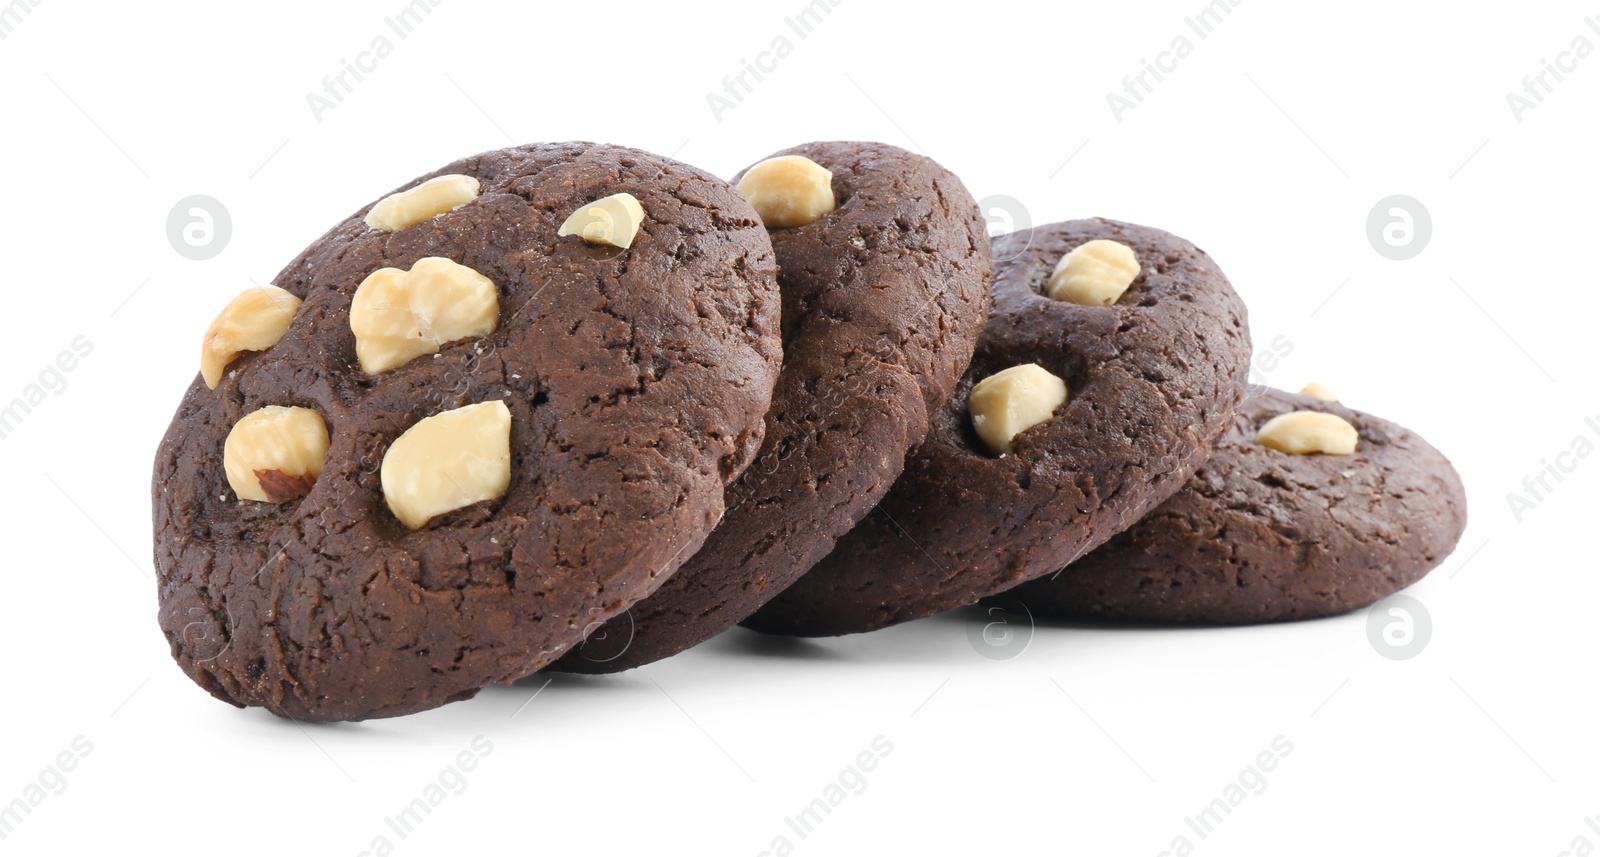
200 286 302 389
381 401 512 529
223 406 330 503
968 364 1069 456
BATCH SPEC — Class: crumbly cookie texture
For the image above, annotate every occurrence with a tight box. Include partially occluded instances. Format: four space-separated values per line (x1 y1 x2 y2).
994 388 1468 623
551 141 993 673
743 218 1252 637
154 143 783 720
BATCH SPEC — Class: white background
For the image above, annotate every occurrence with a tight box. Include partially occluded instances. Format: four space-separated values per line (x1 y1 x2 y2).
1 0 1595 854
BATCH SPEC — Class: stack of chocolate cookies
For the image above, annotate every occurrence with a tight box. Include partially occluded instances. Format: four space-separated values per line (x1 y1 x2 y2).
153 141 1467 721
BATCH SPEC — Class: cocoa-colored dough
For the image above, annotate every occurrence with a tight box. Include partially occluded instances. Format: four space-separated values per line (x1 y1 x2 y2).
997 389 1468 623
153 143 782 720
744 219 1251 636
554 141 992 672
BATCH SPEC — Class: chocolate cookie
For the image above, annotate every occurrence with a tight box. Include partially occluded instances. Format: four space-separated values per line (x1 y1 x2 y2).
553 141 992 672
994 388 1468 623
153 143 783 720
744 218 1251 636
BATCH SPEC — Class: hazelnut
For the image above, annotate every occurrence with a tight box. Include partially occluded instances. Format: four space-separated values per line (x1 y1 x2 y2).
557 192 646 249
1255 411 1359 456
223 406 330 503
381 401 512 529
365 174 481 232
1300 382 1339 402
968 364 1069 456
350 257 500 374
736 155 836 228
1047 239 1140 306
200 285 302 389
